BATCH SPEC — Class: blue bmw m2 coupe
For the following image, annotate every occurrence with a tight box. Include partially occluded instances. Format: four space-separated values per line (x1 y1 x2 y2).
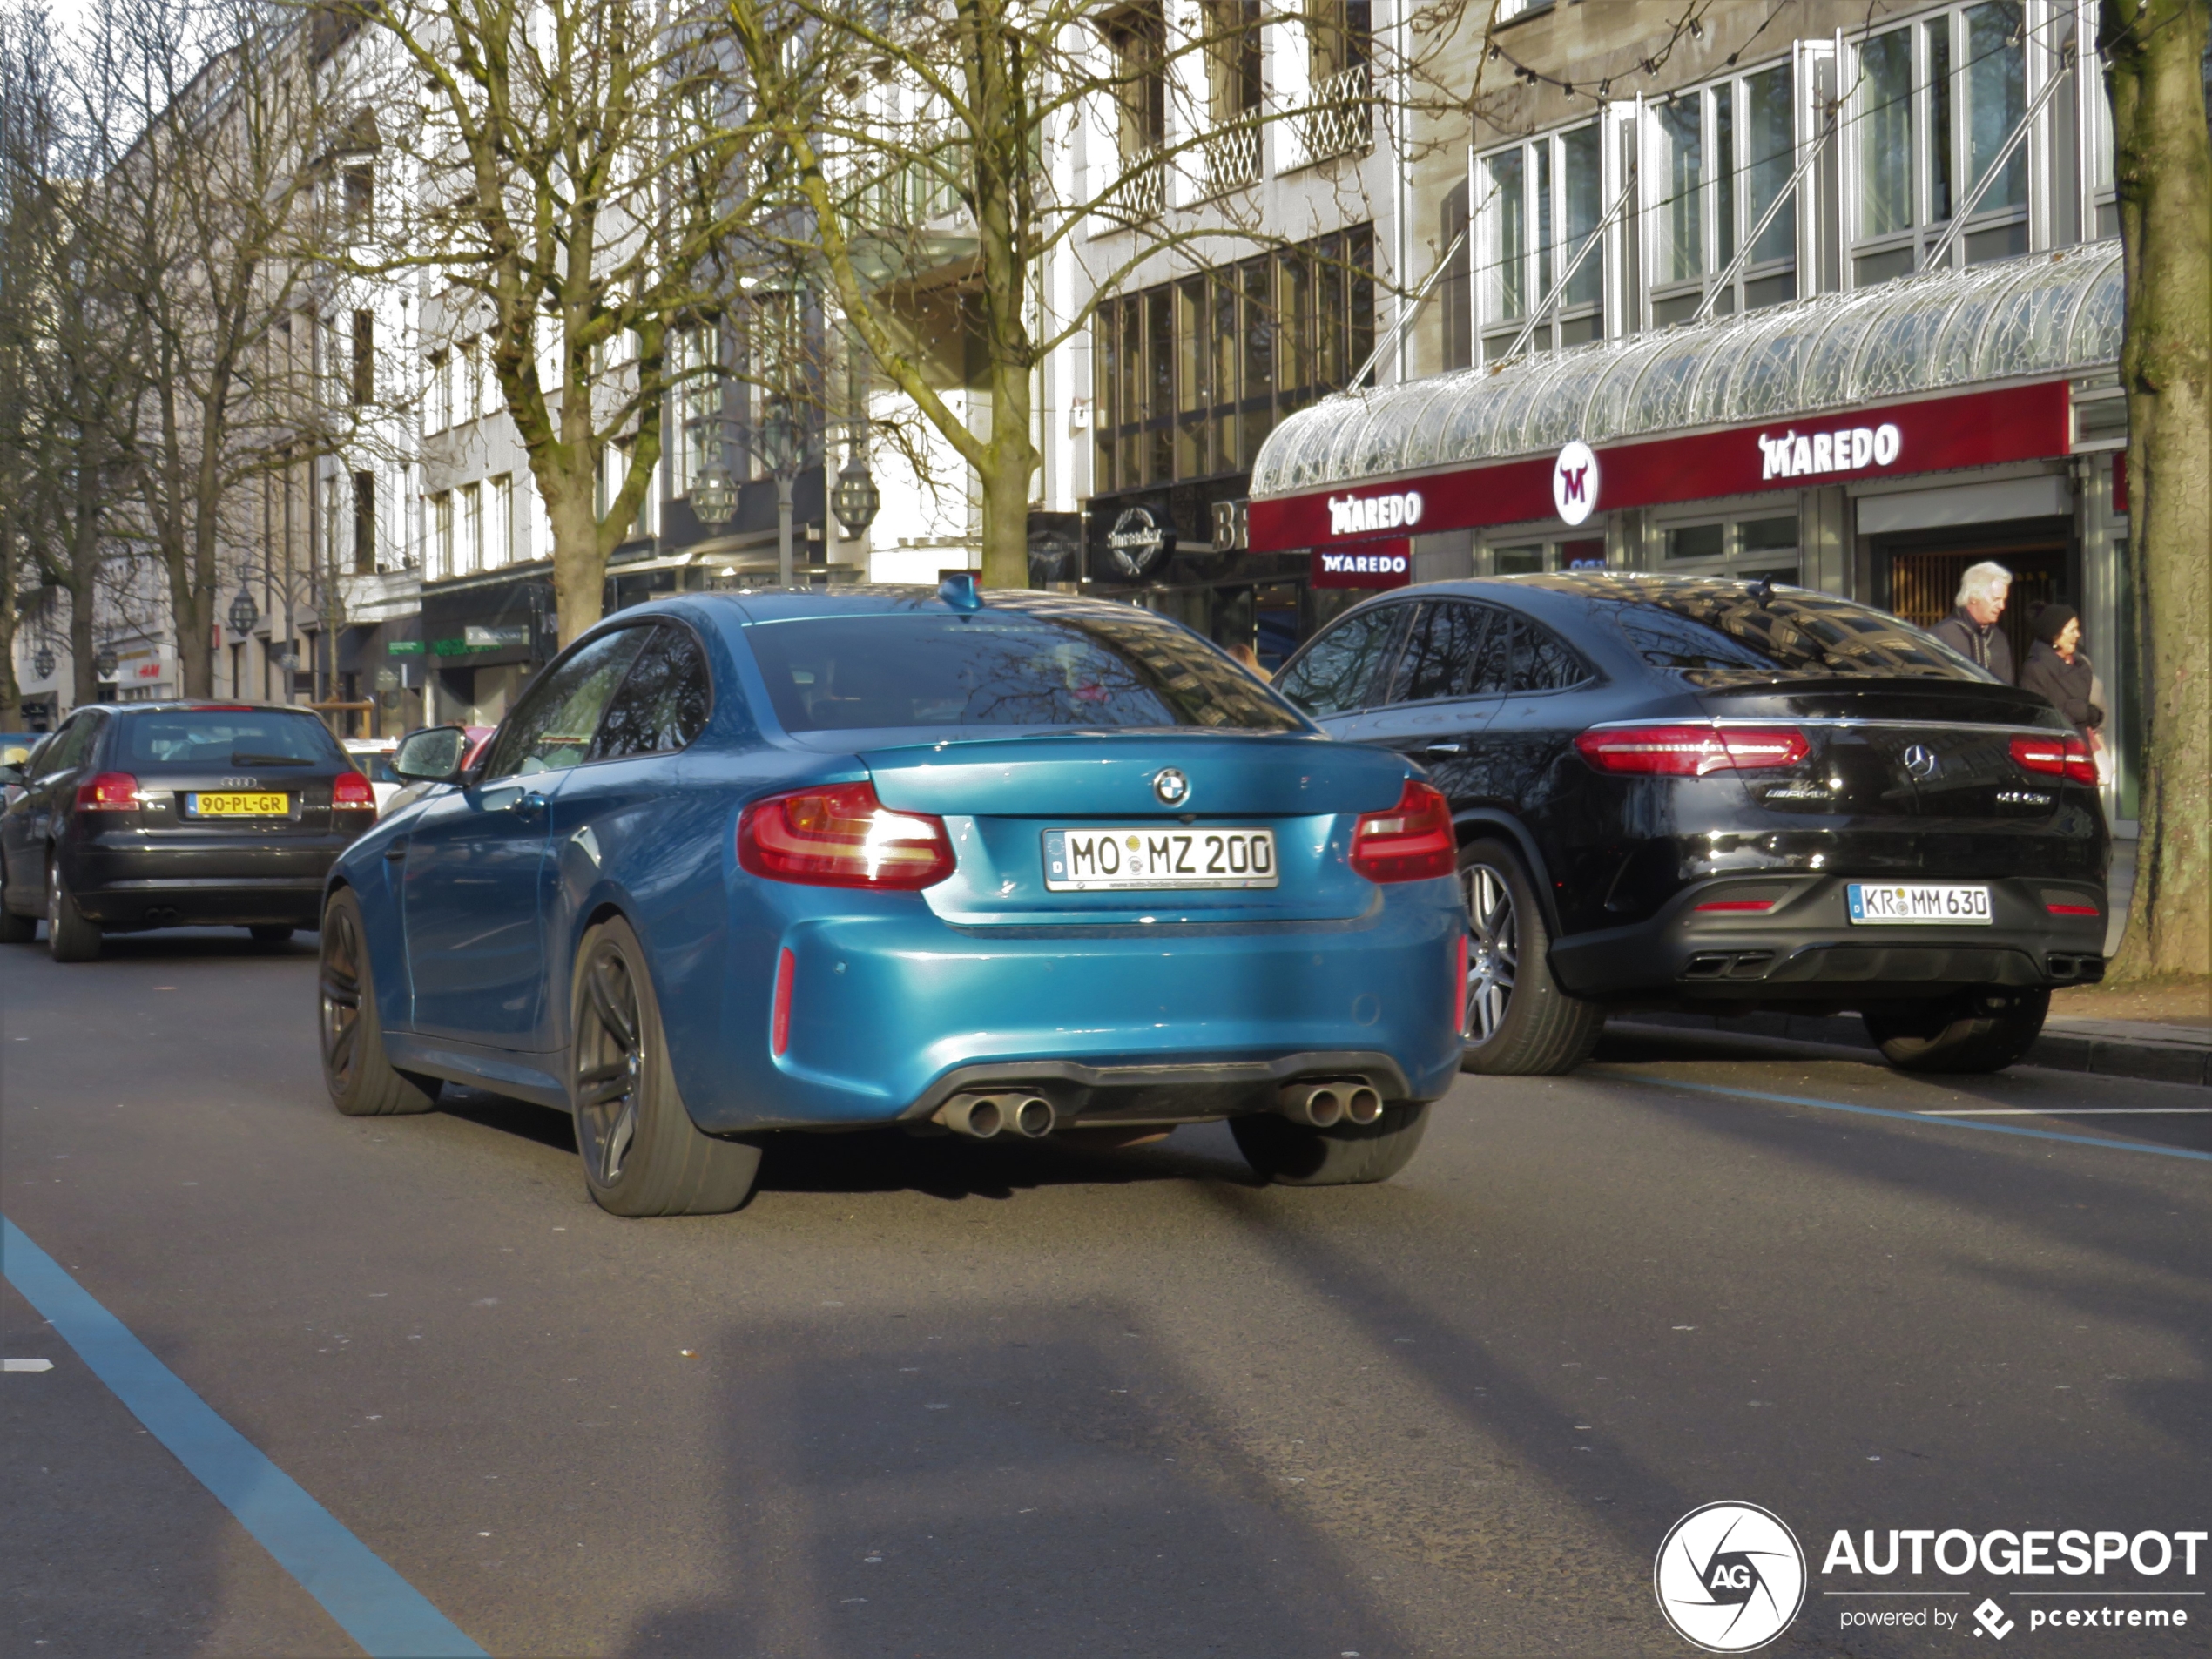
319 583 1467 1216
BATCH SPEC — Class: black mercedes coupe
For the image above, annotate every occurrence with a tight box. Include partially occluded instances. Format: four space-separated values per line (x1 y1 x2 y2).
1275 573 2107 1076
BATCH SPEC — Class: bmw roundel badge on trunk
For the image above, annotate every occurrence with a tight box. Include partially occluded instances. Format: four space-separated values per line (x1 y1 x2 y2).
1152 767 1190 806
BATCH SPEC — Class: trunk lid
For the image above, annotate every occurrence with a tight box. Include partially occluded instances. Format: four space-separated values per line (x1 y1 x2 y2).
861 732 1415 926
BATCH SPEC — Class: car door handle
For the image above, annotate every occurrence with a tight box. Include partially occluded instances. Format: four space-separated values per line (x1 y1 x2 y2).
383 840 408 861
1420 742 1464 756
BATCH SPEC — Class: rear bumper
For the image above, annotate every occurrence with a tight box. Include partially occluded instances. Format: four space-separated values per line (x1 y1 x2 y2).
65 841 342 928
674 884 1468 1133
1551 873 2107 1006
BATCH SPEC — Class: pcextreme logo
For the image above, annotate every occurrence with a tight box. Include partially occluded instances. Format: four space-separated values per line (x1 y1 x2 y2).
1654 1502 1808 1653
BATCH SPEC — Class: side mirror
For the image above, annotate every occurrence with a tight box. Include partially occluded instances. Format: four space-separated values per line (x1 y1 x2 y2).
392 725 471 786
0 765 21 788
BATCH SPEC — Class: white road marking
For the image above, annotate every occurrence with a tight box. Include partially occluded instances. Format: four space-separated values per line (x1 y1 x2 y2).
4 1358 56 1372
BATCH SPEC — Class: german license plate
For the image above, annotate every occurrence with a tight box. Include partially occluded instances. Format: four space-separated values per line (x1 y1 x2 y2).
1043 827 1278 891
1845 882 1992 925
189 792 289 818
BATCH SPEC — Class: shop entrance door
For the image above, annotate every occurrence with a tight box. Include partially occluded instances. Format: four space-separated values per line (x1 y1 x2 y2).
1882 535 2070 673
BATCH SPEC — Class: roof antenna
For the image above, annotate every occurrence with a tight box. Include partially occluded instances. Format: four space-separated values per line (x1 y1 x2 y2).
938 571 984 612
1748 576 1777 604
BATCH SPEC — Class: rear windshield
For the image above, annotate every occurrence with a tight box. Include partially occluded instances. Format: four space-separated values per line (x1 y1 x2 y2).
118 710 345 769
1601 581 1989 686
745 603 1303 734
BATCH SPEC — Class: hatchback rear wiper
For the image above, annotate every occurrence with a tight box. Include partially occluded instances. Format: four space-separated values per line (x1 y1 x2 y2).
229 752 316 766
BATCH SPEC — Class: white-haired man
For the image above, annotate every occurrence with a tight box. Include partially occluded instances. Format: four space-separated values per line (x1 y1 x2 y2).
1931 561 2015 684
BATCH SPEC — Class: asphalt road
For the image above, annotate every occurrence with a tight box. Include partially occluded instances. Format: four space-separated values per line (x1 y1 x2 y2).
3 930 2209 1659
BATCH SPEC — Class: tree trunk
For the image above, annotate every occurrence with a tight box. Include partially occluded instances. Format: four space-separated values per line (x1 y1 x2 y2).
2102 0 2212 984
0 508 21 732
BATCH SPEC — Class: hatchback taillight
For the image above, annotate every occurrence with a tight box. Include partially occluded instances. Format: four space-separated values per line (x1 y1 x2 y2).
76 772 140 811
1574 724 1811 777
737 780 956 890
2009 733 2098 785
333 771 377 810
1350 780 1456 883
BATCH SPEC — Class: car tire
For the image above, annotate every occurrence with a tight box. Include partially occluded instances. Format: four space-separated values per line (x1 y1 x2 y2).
570 916 761 1217
320 888 442 1116
1231 1102 1432 1186
46 860 101 962
0 855 35 944
249 925 296 948
1456 838 1603 1076
1863 988 2051 1074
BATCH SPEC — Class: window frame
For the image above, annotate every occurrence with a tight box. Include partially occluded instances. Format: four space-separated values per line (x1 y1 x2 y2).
1474 119 1607 361
1639 56 1804 328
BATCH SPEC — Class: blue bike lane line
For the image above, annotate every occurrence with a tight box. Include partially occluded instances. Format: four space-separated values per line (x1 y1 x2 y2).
1593 1073 2212 1166
2 1214 487 1659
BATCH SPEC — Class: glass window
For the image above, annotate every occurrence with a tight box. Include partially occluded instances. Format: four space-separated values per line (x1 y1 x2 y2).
1560 124 1603 307
1598 579 1986 684
483 628 651 779
1655 95 1703 285
1492 543 1545 575
1392 601 1495 704
1966 3 2027 213
37 715 99 776
1739 516 1798 554
1743 65 1796 264
117 710 340 769
748 604 1305 733
1927 17 1955 223
1860 30 1914 238
1665 523 1726 561
593 625 714 759
1505 616 1588 692
1276 604 1408 716
1481 148 1527 324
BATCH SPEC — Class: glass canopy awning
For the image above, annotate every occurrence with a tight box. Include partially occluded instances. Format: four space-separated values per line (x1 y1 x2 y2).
1248 241 2122 502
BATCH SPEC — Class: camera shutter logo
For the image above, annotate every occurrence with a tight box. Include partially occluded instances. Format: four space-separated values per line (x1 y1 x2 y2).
1554 440 1600 527
1654 1501 1807 1653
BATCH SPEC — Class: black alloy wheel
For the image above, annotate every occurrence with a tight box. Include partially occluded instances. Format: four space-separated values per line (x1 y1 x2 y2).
319 889 439 1116
1455 839 1605 1076
568 917 760 1217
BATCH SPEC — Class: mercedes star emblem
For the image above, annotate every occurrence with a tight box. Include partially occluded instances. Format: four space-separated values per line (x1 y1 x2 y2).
1152 768 1190 806
1903 744 1939 780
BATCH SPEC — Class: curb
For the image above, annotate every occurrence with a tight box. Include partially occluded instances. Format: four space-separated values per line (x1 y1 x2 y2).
1609 1011 2212 1088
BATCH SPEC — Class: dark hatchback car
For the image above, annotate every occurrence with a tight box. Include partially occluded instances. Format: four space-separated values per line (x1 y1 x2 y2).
0 702 377 961
1275 574 2109 1076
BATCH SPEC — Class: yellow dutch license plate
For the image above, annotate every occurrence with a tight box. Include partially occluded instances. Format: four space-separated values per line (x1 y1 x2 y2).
191 792 289 817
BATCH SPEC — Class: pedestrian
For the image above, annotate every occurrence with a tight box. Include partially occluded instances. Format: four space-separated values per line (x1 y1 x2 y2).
1929 561 2015 683
2017 602 2106 752
1228 641 1271 682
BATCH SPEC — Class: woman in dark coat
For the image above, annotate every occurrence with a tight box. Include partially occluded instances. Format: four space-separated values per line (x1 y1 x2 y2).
2017 603 2104 748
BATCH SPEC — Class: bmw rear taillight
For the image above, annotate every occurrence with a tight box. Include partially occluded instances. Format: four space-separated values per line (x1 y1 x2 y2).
737 780 956 890
1574 724 1811 777
333 770 377 811
1350 780 1456 883
2009 733 2098 785
76 772 140 811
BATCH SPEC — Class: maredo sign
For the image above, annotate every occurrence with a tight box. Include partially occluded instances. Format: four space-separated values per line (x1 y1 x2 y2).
1257 381 2070 559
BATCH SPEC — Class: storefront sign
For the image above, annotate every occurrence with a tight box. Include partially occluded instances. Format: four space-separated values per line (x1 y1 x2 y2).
1312 540 1412 589
387 640 425 656
463 624 530 650
1104 505 1175 577
1246 381 2071 554
1553 441 1599 525
1757 422 1902 480
1326 489 1424 536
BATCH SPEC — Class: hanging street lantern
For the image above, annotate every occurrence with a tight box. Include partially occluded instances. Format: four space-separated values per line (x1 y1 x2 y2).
94 647 118 678
228 586 260 636
686 465 738 529
833 455 881 537
32 647 55 681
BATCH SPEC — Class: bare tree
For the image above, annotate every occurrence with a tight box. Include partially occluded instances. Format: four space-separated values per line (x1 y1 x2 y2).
718 0 1497 588
347 0 786 644
2101 0 2211 983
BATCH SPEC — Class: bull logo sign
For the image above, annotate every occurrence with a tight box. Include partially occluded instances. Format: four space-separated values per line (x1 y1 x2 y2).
1553 440 1600 527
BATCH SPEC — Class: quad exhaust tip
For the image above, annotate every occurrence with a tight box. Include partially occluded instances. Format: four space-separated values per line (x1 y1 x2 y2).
935 1093 1057 1140
1278 1082 1383 1129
